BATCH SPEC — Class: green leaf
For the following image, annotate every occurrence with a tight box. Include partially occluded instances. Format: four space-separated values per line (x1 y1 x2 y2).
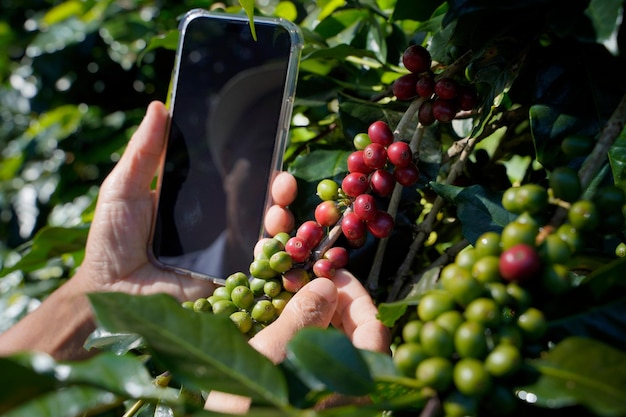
585 0 623 53
392 0 445 21
608 124 626 192
238 0 257 40
285 327 375 396
290 149 350 182
83 328 145 355
429 183 517 244
3 386 120 417
0 226 88 277
88 292 289 407
521 337 626 416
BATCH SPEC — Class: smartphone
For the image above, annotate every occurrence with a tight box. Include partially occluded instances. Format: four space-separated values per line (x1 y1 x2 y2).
148 9 302 284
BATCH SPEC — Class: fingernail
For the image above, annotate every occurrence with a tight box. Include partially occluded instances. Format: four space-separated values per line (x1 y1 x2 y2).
307 278 337 305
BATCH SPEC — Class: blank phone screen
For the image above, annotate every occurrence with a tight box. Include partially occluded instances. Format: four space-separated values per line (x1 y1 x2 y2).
151 14 294 280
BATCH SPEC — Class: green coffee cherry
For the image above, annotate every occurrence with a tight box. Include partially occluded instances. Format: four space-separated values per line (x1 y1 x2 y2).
249 259 278 279
213 286 232 301
193 298 211 313
251 300 277 323
230 311 253 334
263 280 283 298
225 272 249 293
231 285 255 310
212 300 238 316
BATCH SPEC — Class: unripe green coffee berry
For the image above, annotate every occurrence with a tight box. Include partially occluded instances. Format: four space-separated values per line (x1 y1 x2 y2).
272 291 293 315
230 311 253 334
416 356 454 392
193 298 211 313
402 320 423 343
225 272 250 293
231 285 255 310
212 286 232 301
269 250 293 273
250 258 278 279
212 300 238 316
251 299 277 323
263 280 283 298
484 343 522 377
274 232 291 246
182 301 194 310
249 277 267 296
262 238 285 258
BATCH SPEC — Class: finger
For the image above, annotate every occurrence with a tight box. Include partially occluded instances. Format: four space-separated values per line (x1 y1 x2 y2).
101 101 169 200
331 269 391 354
271 171 298 207
248 277 338 363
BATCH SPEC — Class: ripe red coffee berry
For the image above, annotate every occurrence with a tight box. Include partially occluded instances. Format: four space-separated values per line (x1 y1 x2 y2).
296 220 324 248
499 243 542 283
416 75 435 98
285 236 311 263
354 193 377 222
368 121 394 147
370 169 396 197
363 143 388 170
394 162 420 186
457 85 478 111
418 99 436 126
341 212 367 241
313 258 336 278
315 200 341 227
387 141 413 168
282 268 311 293
342 172 370 197
434 77 459 100
432 98 458 123
392 73 419 101
347 151 374 174
402 44 432 74
323 246 349 269
367 210 394 238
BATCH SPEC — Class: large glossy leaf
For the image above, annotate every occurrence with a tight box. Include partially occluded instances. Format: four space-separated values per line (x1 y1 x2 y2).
0 351 180 414
285 327 374 396
429 183 517 244
3 386 120 417
521 337 626 416
88 292 289 407
0 226 88 277
290 149 350 182
608 124 626 192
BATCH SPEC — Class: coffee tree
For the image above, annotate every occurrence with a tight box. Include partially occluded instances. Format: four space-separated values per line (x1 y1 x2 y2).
1 0 626 416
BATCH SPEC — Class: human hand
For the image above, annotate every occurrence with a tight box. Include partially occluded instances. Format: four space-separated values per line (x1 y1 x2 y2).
76 101 298 302
205 269 391 413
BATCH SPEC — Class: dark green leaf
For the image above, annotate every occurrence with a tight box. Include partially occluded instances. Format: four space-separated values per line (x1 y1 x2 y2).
521 337 626 416
429 183 517 244
3 386 120 417
286 327 374 396
393 0 445 21
88 292 289 406
608 125 626 191
585 0 623 47
0 354 57 413
290 149 350 182
0 226 88 277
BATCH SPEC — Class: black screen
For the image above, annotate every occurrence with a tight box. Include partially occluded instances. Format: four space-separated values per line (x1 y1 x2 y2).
151 14 294 280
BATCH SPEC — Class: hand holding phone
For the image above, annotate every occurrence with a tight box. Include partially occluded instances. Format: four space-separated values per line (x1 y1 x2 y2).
149 10 302 284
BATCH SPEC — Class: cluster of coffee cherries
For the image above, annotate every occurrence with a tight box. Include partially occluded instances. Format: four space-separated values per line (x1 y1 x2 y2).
315 120 419 247
183 231 350 335
392 176 625 415
392 44 478 125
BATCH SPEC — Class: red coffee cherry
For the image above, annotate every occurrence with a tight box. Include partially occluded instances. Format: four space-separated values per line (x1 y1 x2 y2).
432 98 458 123
457 85 478 110
394 162 420 187
342 172 370 197
418 99 436 126
367 210 394 238
353 193 378 222
402 44 432 74
499 243 542 283
323 246 349 269
386 141 413 168
315 200 341 227
368 121 394 147
285 236 311 263
296 220 324 248
347 150 374 174
341 212 367 241
370 169 396 197
393 73 419 101
313 258 336 278
363 143 388 170
434 77 459 100
416 75 435 98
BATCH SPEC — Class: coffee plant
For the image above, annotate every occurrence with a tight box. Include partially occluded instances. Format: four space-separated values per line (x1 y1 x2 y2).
2 0 626 416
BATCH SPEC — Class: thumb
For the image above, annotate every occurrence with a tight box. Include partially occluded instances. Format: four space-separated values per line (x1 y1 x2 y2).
249 278 338 364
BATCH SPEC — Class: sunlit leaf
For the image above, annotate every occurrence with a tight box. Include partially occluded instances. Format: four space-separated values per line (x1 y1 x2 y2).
239 0 257 40
88 292 289 407
290 149 350 181
521 337 626 416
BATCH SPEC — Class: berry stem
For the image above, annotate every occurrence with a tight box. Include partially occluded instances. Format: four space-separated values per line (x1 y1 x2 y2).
366 123 426 292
